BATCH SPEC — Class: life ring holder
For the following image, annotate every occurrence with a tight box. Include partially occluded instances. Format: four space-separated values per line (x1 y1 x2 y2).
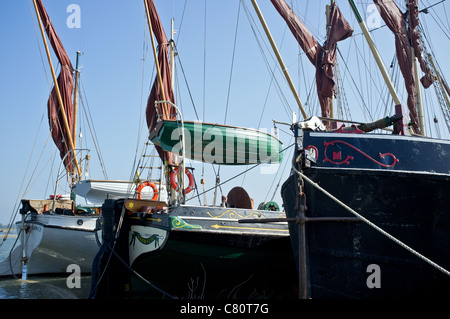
136 181 159 200
170 167 195 194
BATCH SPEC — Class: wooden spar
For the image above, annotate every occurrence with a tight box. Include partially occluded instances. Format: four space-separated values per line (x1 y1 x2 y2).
408 0 426 136
143 0 169 118
250 0 308 120
170 18 176 95
71 51 81 183
326 2 334 120
347 0 401 106
413 55 425 135
72 51 81 152
32 0 82 178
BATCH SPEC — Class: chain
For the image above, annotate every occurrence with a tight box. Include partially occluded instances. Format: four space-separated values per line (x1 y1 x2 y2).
295 151 307 217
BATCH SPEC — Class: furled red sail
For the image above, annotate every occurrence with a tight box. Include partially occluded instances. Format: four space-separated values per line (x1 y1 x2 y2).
373 0 424 135
319 3 354 118
145 0 176 163
270 0 353 121
408 0 436 88
35 0 75 172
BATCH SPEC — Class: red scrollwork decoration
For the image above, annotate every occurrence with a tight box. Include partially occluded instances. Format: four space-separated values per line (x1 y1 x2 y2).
323 140 399 168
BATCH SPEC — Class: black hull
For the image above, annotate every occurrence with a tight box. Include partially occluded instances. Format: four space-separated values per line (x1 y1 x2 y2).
90 199 298 299
130 230 297 299
282 131 450 299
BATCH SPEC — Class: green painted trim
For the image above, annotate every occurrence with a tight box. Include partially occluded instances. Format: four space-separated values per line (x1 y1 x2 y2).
170 216 202 230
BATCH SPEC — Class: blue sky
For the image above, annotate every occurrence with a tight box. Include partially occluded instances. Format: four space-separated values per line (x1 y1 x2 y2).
0 0 449 225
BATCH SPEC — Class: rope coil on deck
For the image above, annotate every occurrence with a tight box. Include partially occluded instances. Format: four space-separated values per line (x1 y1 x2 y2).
292 166 450 277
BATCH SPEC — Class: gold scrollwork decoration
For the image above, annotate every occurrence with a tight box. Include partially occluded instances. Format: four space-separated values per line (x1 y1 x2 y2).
206 209 285 219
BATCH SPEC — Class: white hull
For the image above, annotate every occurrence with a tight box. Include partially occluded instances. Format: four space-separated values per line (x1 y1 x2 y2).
0 214 101 276
73 180 168 205
0 180 168 277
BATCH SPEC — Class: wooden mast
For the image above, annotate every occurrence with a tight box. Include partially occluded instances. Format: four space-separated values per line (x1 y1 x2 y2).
70 51 82 186
170 18 176 96
32 0 82 178
407 0 426 136
72 51 81 151
326 1 335 120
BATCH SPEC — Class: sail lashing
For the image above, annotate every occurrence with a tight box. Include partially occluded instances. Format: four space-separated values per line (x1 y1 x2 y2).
408 0 436 89
270 0 353 125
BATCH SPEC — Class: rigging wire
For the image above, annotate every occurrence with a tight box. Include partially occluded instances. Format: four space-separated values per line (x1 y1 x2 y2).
185 142 294 204
136 25 150 162
337 46 374 121
202 0 207 122
87 206 176 299
130 21 157 191
292 166 450 277
237 0 313 189
28 0 52 91
443 0 450 31
174 0 188 44
240 0 295 120
175 51 200 121
422 0 450 40
211 1 244 204
79 79 108 180
201 0 208 196
264 135 293 203
3 130 52 240
4 0 57 229
416 9 450 137
257 27 290 128
224 2 242 125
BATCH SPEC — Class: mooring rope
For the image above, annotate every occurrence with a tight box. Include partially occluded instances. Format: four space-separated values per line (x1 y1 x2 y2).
292 166 450 277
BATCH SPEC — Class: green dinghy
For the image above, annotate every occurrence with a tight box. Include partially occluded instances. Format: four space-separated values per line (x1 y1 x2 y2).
149 119 283 165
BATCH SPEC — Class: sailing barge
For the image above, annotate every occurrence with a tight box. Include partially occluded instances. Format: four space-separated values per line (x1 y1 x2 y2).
0 0 104 278
89 0 297 299
273 0 450 299
282 126 450 298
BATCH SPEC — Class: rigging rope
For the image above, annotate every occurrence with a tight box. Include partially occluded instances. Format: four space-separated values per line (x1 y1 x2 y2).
337 46 374 121
423 0 450 40
88 204 177 299
240 0 295 120
292 166 450 277
264 135 293 203
136 25 150 162
185 143 295 204
175 51 200 121
79 80 108 179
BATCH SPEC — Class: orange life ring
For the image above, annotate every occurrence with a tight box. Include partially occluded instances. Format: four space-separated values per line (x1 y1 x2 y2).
170 167 195 194
136 181 159 200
